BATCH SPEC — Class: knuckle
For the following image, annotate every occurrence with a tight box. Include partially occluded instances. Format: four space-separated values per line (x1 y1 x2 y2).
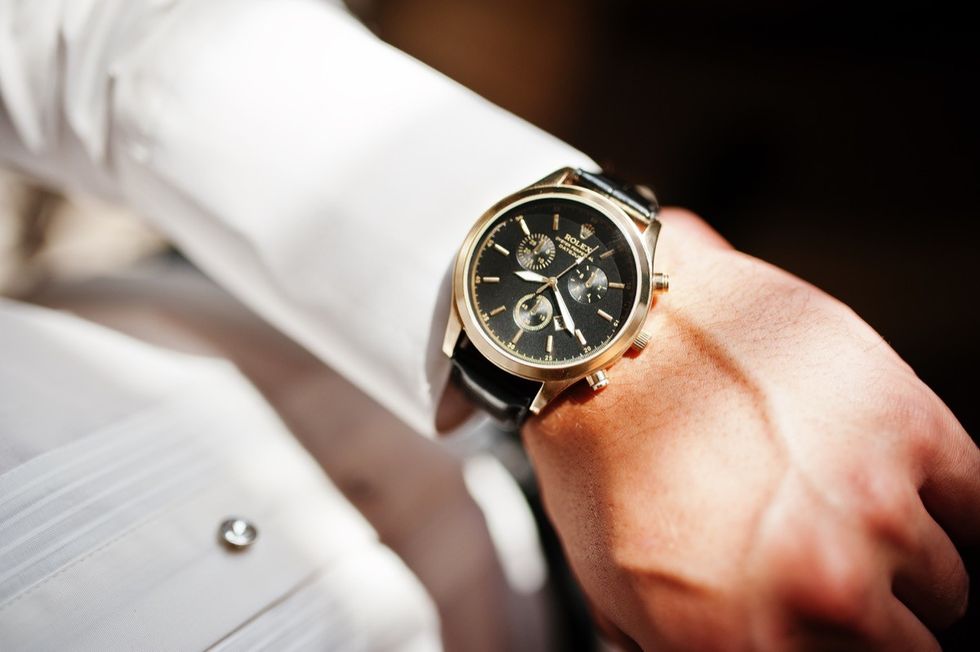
810 567 874 631
775 533 878 636
841 466 919 550
861 488 918 550
874 381 950 453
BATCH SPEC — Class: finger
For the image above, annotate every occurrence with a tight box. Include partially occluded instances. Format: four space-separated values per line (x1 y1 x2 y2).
891 500 970 629
779 584 939 652
872 596 940 652
658 207 734 251
585 599 641 652
916 402 980 544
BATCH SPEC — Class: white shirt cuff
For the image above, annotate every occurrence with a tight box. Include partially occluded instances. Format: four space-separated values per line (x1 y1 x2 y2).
0 0 594 435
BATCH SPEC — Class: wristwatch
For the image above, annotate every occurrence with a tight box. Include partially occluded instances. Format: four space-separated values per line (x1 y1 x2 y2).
442 167 669 430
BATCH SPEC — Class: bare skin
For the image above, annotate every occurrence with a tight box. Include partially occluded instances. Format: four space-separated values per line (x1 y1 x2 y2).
522 209 980 651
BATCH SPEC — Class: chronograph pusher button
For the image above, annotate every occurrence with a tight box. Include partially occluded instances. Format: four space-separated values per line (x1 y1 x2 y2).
586 370 609 391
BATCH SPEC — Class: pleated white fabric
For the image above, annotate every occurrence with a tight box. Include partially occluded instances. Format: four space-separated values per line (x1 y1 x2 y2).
0 301 440 651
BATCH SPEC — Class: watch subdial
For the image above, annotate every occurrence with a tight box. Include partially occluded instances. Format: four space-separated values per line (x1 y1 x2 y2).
567 265 608 304
516 233 556 271
513 293 554 332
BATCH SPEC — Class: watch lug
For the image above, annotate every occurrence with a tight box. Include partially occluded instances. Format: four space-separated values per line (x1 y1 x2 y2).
641 218 662 268
528 167 576 189
442 306 463 358
529 379 576 415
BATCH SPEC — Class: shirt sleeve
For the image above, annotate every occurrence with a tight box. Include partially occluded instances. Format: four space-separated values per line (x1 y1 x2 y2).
0 0 594 435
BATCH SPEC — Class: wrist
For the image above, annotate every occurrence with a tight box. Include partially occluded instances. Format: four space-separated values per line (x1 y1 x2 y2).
522 207 740 448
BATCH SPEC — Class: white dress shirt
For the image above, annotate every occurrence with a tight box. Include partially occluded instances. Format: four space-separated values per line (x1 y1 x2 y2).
0 0 593 436
0 0 587 648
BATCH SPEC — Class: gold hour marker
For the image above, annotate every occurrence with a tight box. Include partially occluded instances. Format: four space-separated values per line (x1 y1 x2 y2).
482 276 500 283
546 335 553 354
511 329 524 344
608 282 625 289
493 243 510 256
490 305 506 316
600 249 615 259
575 329 587 346
517 215 530 236
597 309 614 322
552 213 559 230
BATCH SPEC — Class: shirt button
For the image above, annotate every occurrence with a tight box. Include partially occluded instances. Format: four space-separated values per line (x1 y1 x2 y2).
219 517 258 550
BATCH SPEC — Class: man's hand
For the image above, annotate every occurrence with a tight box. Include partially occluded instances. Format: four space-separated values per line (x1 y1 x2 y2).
523 208 980 651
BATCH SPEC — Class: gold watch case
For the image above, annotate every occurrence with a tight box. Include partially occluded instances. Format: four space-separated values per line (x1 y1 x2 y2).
443 175 662 414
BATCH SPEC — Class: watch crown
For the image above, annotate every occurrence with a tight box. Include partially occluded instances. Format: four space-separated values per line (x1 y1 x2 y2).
653 272 670 293
585 370 609 391
632 330 652 352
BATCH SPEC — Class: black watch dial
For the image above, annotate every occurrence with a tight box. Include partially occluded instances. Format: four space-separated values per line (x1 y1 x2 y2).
468 197 640 365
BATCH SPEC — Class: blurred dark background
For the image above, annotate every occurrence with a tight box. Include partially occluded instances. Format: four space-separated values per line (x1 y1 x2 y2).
357 0 979 647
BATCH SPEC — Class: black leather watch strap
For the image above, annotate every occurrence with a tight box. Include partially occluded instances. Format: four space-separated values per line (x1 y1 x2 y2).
450 335 540 431
574 168 659 223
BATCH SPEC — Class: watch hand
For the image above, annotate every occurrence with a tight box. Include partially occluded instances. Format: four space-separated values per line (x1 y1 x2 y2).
514 270 549 283
532 238 548 255
551 282 576 335
534 246 599 296
556 246 599 281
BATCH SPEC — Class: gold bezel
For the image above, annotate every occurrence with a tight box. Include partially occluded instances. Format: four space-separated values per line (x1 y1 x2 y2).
451 184 652 383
